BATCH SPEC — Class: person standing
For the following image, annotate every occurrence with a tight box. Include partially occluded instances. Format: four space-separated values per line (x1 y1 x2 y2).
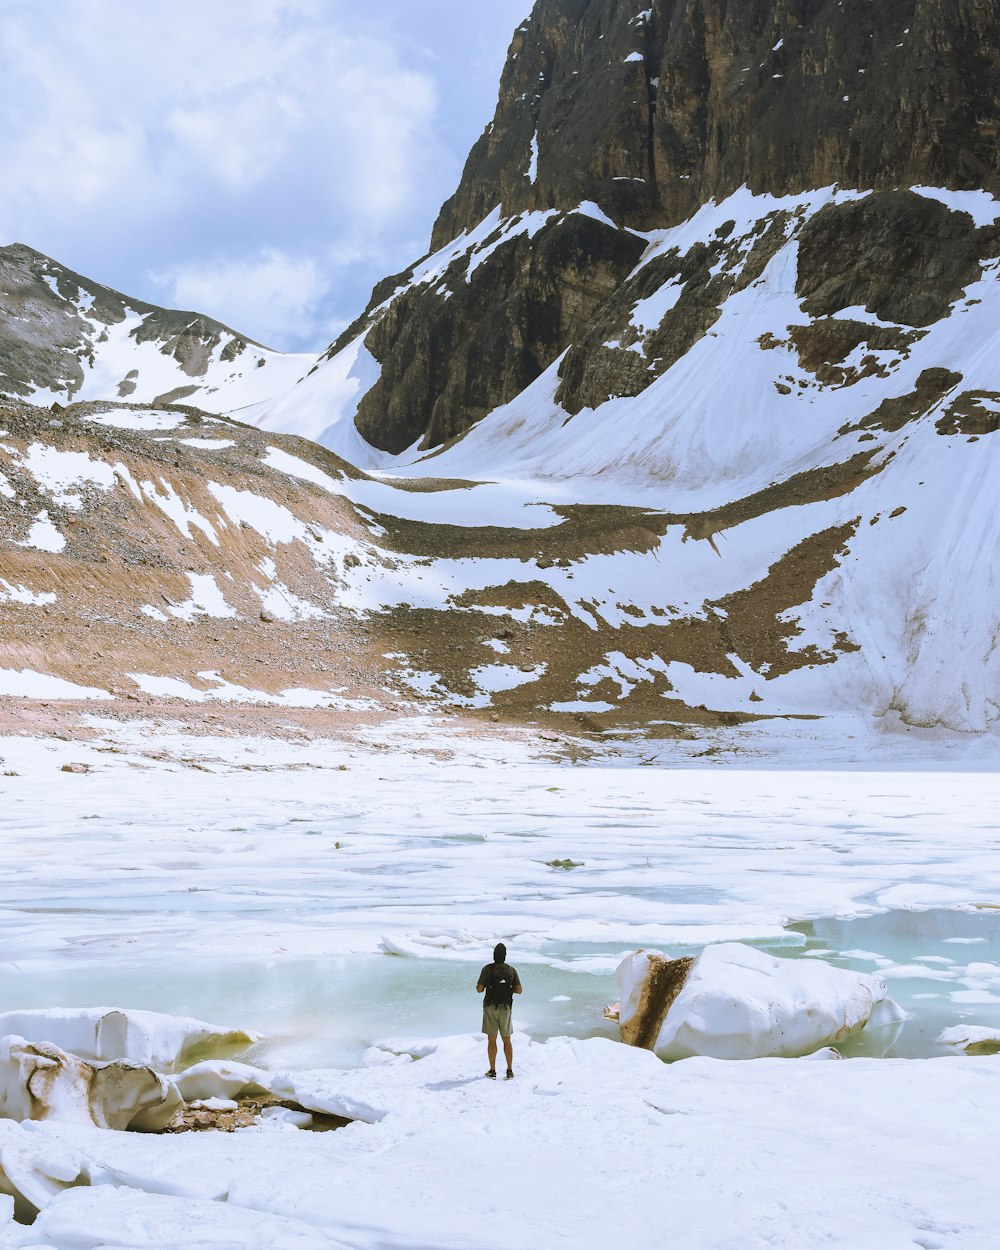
476 942 522 1079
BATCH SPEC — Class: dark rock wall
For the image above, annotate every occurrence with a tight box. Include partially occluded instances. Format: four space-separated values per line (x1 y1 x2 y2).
354 215 645 453
437 0 1000 242
795 192 989 326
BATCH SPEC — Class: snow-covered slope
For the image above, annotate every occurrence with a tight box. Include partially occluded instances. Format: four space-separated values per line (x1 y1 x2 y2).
0 244 311 415
239 0 1000 740
246 184 1000 735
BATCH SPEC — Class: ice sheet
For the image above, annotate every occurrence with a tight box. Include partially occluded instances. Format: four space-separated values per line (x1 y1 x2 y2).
0 725 997 1244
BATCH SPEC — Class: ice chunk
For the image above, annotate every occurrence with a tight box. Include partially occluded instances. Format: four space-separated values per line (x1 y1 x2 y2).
0 1009 260 1071
173 1059 273 1102
0 1120 87 1218
270 1071 385 1123
0 1035 181 1133
616 943 889 1060
937 1025 1000 1054
260 1105 313 1128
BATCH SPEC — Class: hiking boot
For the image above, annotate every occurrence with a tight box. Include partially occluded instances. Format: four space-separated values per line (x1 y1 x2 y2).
485 1069 496 1079
505 1069 514 1080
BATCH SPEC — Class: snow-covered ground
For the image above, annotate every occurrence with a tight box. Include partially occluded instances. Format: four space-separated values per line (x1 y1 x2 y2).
0 720 997 1247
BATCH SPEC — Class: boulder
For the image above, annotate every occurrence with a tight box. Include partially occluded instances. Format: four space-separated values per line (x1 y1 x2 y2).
0 1008 261 1071
615 943 891 1060
0 1035 182 1132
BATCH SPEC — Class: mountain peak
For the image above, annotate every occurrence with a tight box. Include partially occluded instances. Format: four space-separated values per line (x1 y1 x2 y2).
0 243 308 412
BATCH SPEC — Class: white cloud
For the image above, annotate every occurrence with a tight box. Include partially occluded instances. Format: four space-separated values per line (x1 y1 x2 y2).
151 250 328 348
0 1 443 341
0 0 534 349
0 2 442 223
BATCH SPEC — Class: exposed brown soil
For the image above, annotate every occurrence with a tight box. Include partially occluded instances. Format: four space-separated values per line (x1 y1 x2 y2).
1 393 876 739
711 522 862 679
680 454 879 545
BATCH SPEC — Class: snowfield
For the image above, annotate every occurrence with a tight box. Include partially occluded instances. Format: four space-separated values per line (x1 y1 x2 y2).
0 722 998 1248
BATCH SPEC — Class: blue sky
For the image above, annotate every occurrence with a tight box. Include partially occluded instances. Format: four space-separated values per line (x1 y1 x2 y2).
0 0 534 352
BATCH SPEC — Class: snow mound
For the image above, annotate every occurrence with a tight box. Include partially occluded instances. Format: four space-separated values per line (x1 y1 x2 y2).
173 1059 274 1103
7 1183 353 1249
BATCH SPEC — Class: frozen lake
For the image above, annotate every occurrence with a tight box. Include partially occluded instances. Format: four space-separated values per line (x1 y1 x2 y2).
1 721 999 1068
1 914 997 1068
2 720 1000 1250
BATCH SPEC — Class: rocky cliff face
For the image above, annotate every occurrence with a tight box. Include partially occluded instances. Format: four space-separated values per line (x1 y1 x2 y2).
0 244 309 414
436 0 1000 242
299 0 1000 456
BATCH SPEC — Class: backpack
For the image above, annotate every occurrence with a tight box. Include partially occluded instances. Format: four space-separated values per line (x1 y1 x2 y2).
483 963 516 1008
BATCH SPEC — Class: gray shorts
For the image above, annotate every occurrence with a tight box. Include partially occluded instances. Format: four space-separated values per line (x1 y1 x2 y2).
482 1003 513 1038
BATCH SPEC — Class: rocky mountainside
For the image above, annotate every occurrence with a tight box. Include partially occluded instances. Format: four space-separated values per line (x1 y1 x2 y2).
4 395 749 740
0 244 310 415
4 0 1000 744
435 0 1000 242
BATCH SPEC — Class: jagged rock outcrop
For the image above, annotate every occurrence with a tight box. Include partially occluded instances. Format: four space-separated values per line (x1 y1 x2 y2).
794 192 995 327
352 214 645 451
0 244 308 411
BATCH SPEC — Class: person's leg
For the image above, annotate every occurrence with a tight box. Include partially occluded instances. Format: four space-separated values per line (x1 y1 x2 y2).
486 1033 498 1075
502 1035 514 1075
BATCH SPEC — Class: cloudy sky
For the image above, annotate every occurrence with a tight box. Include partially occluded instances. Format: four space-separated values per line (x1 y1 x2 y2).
0 0 534 353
